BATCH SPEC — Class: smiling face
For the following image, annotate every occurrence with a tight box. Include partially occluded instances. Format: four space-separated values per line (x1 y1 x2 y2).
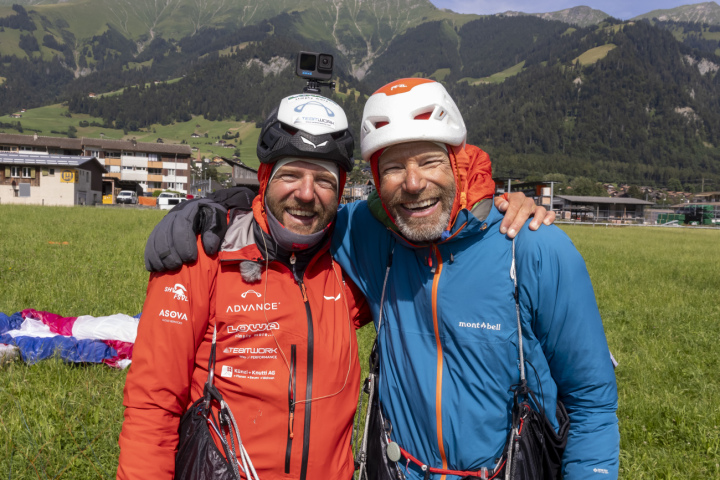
377 141 456 243
265 160 339 235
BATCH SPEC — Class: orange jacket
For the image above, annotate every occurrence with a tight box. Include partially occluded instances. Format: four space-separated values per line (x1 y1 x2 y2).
118 212 369 480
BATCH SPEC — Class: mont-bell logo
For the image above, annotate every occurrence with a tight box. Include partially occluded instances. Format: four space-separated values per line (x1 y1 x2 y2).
459 321 501 331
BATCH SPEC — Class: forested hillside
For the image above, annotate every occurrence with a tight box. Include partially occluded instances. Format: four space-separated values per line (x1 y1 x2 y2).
449 21 720 186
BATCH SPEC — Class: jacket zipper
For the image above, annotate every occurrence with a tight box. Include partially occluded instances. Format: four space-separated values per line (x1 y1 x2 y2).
430 244 449 480
285 344 297 473
298 279 314 480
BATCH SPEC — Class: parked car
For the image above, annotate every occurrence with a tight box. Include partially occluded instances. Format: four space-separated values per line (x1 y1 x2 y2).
156 192 187 210
116 190 138 205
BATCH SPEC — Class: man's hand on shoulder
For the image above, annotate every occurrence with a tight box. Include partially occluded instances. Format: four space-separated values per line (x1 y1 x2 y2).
494 192 556 239
144 187 254 272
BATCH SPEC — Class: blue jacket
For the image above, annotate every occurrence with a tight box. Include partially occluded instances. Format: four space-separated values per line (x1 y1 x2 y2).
331 199 619 480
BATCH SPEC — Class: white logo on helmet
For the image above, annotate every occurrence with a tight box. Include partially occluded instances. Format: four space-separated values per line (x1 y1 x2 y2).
294 100 335 117
301 137 329 149
390 84 407 91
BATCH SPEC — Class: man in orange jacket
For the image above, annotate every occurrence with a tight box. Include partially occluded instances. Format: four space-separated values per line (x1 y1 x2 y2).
121 92 552 480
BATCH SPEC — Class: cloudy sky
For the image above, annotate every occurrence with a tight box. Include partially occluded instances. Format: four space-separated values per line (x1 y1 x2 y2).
428 1 707 19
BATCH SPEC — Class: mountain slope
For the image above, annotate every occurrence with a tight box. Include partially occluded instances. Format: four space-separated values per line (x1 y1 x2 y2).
534 5 610 26
632 1 720 24
25 0 451 77
499 5 610 27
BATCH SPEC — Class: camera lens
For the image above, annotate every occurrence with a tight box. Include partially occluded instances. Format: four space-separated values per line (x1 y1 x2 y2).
317 54 333 73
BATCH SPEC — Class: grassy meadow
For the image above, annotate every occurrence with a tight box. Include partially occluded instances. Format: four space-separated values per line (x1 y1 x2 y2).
1 206 719 478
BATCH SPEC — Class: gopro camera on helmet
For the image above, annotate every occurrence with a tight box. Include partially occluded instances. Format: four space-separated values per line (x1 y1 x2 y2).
296 51 336 94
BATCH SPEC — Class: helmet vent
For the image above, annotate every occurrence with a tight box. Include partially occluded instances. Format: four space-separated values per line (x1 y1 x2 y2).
280 124 299 136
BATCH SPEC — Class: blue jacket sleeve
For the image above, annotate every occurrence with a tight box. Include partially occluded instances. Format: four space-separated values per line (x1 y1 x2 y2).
516 225 620 479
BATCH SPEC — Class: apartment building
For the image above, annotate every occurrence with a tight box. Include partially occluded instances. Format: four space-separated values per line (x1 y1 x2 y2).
0 134 192 194
0 153 105 206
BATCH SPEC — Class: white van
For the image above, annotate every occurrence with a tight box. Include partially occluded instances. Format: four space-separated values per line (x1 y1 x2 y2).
156 192 187 210
116 191 138 204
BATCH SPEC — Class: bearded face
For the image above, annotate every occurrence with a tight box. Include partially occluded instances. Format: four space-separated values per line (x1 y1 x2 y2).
265 161 339 235
377 142 456 243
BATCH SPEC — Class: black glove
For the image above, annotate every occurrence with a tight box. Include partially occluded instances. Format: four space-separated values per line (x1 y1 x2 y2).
144 187 255 272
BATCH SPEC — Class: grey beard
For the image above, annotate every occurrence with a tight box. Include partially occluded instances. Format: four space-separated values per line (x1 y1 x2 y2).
394 208 452 243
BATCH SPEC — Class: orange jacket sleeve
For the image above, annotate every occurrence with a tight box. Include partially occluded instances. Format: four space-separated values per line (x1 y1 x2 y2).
343 275 372 330
117 240 218 480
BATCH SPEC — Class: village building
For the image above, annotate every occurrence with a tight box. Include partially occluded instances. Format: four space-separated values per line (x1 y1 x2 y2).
189 179 224 198
0 134 192 200
0 153 105 206
692 191 720 203
216 156 259 191
554 195 654 223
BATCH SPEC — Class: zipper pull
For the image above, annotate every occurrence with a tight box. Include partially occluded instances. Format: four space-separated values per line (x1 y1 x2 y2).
299 281 308 302
289 401 295 439
290 252 296 265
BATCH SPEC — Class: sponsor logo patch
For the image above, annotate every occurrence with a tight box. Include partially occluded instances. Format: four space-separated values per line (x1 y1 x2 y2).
458 321 501 331
159 309 187 321
164 283 188 302
293 100 335 117
226 303 279 313
293 116 336 128
300 136 329 149
221 365 233 378
227 322 279 334
241 289 262 298
224 347 278 354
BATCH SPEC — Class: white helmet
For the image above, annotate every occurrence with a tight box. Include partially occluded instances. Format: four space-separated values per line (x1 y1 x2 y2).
360 78 466 162
257 93 354 172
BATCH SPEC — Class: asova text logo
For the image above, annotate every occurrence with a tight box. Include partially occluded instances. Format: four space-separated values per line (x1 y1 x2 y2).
159 309 188 321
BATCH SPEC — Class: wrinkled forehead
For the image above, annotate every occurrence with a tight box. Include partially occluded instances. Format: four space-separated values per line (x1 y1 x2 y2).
378 141 449 166
269 160 339 191
273 160 332 175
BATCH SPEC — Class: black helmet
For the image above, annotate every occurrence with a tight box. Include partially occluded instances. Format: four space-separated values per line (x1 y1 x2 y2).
257 94 354 172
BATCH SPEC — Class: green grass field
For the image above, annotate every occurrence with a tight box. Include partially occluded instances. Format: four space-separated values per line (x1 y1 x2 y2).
574 44 618 66
1 207 719 478
459 61 526 85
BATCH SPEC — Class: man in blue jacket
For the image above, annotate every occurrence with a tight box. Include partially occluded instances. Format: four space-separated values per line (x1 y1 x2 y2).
331 78 619 479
